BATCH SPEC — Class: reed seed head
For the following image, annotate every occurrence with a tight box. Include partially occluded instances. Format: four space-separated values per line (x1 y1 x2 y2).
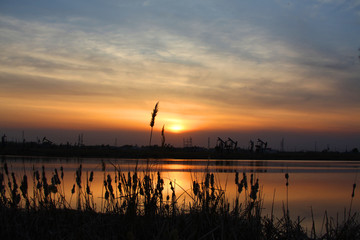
150 102 159 127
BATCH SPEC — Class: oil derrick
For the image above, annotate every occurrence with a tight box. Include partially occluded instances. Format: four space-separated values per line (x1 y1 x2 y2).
248 140 254 152
255 138 267 152
78 134 84 147
183 137 192 148
226 137 238 151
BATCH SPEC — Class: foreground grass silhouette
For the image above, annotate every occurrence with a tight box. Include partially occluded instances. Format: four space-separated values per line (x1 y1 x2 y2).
0 161 359 239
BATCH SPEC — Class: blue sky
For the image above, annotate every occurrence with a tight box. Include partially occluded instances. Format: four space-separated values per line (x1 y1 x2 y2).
0 0 359 150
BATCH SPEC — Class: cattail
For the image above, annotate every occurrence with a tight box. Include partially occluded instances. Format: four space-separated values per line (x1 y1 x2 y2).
40 167 49 199
210 173 214 188
170 181 176 202
34 170 40 181
101 160 106 172
11 173 18 190
52 171 60 185
56 169 61 184
285 173 289 186
4 163 8 175
0 173 4 193
71 184 75 194
132 172 138 191
118 182 122 195
76 165 82 188
250 179 259 201
235 171 239 185
48 184 57 194
237 182 244 194
89 171 94 182
60 166 64 180
21 174 30 209
349 181 357 217
243 173 248 190
170 181 174 192
205 173 210 188
106 174 111 188
156 172 164 192
193 181 199 196
127 172 132 188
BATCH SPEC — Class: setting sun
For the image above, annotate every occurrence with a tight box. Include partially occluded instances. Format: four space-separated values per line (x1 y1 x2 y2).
168 124 184 133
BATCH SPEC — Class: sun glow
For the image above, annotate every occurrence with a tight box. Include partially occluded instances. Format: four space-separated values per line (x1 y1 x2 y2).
168 124 184 133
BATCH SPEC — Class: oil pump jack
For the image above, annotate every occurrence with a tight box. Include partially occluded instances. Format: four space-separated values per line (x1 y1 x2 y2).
226 137 238 151
216 137 238 152
216 137 226 152
255 138 267 152
42 137 53 146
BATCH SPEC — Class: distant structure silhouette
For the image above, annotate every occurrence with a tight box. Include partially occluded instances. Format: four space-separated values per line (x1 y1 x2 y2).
78 133 84 147
1 134 6 147
183 137 192 148
42 137 53 146
226 137 238 151
249 140 254 152
216 137 226 152
216 137 237 152
255 139 267 152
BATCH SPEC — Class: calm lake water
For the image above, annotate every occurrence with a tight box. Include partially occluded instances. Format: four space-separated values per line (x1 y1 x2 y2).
2 156 360 231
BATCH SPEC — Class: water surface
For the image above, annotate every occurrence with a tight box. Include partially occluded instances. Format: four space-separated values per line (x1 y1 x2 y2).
2 156 359 231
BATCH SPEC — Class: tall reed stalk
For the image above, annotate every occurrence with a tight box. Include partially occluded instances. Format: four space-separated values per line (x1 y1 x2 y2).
149 101 159 147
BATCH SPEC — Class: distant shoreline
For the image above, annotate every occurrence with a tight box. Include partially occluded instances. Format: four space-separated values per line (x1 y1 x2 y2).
1 142 359 160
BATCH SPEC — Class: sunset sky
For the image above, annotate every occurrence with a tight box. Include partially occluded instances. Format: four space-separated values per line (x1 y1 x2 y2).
1 0 360 150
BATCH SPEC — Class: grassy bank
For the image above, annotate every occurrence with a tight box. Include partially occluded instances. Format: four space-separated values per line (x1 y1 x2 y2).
1 161 359 239
1 142 360 160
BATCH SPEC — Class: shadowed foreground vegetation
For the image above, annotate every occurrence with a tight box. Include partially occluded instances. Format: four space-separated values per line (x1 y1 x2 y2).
1 161 359 240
